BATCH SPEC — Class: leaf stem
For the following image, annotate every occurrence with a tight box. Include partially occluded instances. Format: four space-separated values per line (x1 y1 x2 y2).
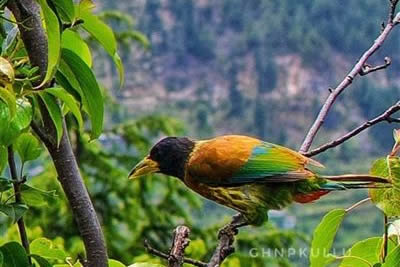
7 146 31 264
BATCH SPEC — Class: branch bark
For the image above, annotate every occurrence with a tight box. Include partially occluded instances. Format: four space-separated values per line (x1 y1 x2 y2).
169 226 191 267
7 0 108 265
304 101 400 157
299 8 400 153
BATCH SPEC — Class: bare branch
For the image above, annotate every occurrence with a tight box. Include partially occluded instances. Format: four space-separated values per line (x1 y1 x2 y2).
304 101 400 157
169 226 191 267
299 6 400 153
359 57 391 76
207 223 237 267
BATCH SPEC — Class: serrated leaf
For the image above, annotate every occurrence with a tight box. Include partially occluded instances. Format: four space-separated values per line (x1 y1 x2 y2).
339 237 382 267
310 209 346 267
80 9 124 86
37 0 60 88
30 238 66 260
21 184 57 207
61 49 103 139
1 26 19 57
0 57 14 84
369 157 400 217
61 29 92 67
38 92 63 146
46 87 83 130
0 145 7 175
15 133 41 163
0 87 16 119
0 177 12 192
49 0 75 23
0 242 29 267
0 99 32 146
0 203 28 223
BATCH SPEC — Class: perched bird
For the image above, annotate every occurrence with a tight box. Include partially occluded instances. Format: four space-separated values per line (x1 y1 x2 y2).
129 135 388 226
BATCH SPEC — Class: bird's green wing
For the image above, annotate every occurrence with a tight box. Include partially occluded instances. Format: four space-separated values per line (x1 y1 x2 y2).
223 142 322 185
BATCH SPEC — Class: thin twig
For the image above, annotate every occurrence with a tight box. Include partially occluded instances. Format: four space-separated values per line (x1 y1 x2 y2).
359 57 391 76
144 240 207 267
299 8 400 153
383 215 389 262
345 197 371 213
304 101 400 157
7 146 31 265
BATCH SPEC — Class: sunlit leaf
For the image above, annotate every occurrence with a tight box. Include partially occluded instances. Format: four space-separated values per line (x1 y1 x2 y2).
109 259 126 267
61 49 103 139
339 237 382 267
61 29 92 67
46 87 83 130
15 133 42 163
382 244 400 267
310 209 346 267
0 242 29 266
37 0 60 88
38 92 63 146
369 157 400 217
0 57 14 84
30 238 67 260
49 0 75 23
80 9 124 86
21 184 57 207
128 264 165 267
0 87 16 119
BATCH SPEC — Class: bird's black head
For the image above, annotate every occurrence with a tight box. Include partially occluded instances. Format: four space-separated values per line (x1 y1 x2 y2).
147 137 195 179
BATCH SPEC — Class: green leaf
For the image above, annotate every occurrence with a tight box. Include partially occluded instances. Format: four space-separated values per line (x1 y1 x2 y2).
46 87 83 130
0 145 7 175
0 99 32 146
0 203 28 223
61 29 92 67
1 26 18 57
21 184 57 207
15 133 41 163
37 0 61 88
80 9 124 86
38 92 63 146
369 157 400 217
109 259 126 267
0 88 16 119
31 255 52 267
310 209 346 267
30 238 66 260
383 244 400 267
49 0 75 23
128 264 165 267
57 60 83 102
61 49 103 139
339 237 382 267
0 241 29 267
0 177 12 192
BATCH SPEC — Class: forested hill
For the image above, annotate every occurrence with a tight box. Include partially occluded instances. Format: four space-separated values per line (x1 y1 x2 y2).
100 0 400 165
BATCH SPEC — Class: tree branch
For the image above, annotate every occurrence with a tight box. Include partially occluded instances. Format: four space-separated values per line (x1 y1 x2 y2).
207 223 238 267
299 4 400 153
169 226 191 267
7 0 108 265
304 101 400 157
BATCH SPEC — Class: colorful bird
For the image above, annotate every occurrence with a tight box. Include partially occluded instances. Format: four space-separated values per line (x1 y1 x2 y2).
129 135 388 226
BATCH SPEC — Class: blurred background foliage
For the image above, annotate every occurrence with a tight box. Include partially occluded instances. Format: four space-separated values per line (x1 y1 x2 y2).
1 0 400 266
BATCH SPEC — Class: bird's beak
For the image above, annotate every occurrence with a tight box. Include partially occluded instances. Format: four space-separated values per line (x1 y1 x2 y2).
128 156 159 179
